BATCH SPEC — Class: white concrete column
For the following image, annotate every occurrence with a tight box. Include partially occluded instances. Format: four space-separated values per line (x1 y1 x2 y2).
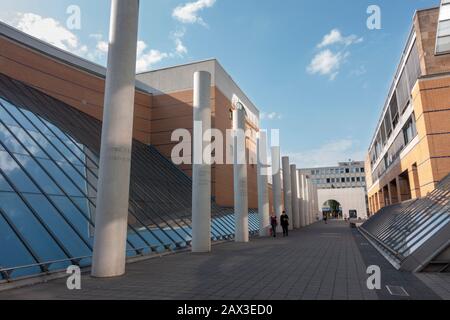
305 177 311 226
309 180 314 224
282 157 293 231
311 183 317 223
298 172 306 227
257 131 270 237
271 146 283 233
91 0 140 278
290 164 300 229
191 71 212 252
233 104 249 242
314 184 319 222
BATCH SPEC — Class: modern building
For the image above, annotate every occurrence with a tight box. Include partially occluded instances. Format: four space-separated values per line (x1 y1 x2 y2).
0 20 264 280
365 3 450 215
299 161 368 219
301 161 367 189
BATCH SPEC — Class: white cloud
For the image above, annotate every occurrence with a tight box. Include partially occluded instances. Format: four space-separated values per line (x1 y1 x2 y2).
261 112 283 120
287 139 366 169
308 28 363 80
318 29 363 48
7 12 88 56
4 12 185 74
307 49 348 80
96 41 109 53
136 49 169 73
171 28 188 56
172 0 216 26
175 38 188 55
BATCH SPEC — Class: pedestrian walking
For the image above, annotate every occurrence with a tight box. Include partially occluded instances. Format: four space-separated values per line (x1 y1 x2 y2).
280 211 289 237
270 214 278 238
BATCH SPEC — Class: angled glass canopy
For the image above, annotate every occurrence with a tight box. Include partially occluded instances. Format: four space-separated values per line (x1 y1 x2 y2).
0 74 260 281
361 173 450 271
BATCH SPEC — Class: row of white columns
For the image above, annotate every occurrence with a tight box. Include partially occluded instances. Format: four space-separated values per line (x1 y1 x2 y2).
91 0 319 278
270 153 318 234
92 17 318 275
189 70 320 249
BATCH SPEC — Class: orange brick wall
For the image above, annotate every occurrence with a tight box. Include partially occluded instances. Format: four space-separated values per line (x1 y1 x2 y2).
0 36 152 144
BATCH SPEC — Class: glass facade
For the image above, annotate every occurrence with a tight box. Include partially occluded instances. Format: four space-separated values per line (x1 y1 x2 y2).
0 75 260 281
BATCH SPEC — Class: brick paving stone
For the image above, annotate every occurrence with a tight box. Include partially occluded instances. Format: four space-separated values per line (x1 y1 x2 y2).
0 221 446 300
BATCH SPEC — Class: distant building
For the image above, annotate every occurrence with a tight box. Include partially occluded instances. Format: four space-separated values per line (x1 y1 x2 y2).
299 161 367 189
299 161 368 219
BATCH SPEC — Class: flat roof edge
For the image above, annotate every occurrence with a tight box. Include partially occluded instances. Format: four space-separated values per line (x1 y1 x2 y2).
0 21 152 94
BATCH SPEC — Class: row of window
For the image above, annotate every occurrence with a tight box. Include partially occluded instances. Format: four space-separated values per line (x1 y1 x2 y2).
313 176 366 185
310 167 365 176
370 40 421 169
372 114 418 181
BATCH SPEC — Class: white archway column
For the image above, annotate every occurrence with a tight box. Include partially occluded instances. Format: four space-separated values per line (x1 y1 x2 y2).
91 0 140 278
233 105 249 242
282 157 293 231
257 131 270 237
191 71 212 253
299 172 306 227
271 146 283 233
290 164 300 229
305 177 311 225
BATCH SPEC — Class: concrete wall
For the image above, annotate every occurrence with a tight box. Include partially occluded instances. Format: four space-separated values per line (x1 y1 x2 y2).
318 188 368 220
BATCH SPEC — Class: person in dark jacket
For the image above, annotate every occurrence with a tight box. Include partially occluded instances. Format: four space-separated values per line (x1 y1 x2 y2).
270 214 278 238
280 211 289 237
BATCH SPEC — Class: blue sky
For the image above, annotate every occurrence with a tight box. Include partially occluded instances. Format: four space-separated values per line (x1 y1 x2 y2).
0 0 440 168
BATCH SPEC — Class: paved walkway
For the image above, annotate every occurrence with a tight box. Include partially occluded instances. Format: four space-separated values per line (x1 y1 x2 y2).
0 221 446 300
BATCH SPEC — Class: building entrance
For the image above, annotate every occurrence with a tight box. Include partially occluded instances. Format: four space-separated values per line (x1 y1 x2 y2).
322 200 343 220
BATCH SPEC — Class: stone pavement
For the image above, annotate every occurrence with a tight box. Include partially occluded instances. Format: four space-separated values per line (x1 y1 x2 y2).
0 221 446 300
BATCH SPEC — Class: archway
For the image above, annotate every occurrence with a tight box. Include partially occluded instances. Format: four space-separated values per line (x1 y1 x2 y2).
322 199 343 220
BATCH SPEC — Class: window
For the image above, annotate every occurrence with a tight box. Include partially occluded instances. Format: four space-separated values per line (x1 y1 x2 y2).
351 177 356 182
396 69 410 113
403 115 417 144
436 1 450 54
389 93 400 128
326 178 331 184
384 111 393 139
341 178 345 183
361 167 365 173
